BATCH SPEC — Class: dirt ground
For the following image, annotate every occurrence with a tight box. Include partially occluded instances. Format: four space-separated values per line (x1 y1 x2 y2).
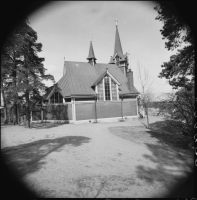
1 115 194 198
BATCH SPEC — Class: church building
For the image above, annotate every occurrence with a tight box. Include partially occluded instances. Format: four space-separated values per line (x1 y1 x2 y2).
35 22 139 123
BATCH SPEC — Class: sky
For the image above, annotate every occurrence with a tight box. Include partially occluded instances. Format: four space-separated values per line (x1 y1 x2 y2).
28 1 177 98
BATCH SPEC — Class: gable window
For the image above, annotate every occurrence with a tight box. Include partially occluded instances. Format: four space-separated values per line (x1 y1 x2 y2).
50 91 63 103
97 80 104 101
97 75 118 101
104 77 110 100
111 79 117 100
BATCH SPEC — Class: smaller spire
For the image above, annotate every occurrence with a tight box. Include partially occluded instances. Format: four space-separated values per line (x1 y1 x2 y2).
87 39 97 66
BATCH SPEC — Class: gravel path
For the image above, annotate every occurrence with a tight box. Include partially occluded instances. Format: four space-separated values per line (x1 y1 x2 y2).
1 116 193 198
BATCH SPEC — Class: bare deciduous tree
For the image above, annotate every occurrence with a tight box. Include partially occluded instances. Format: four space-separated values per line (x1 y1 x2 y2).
155 89 195 137
136 63 154 128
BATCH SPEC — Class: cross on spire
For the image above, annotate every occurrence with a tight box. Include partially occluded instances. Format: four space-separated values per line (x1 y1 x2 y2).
115 19 118 26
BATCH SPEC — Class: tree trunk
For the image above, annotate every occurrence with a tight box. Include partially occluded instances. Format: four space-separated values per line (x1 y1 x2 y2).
17 103 20 125
2 91 8 124
14 103 18 125
23 56 30 128
26 91 31 128
1 81 8 124
8 106 11 124
12 56 18 125
146 106 149 128
3 105 8 124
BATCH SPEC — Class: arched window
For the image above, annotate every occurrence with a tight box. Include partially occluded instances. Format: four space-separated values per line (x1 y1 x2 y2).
50 91 63 103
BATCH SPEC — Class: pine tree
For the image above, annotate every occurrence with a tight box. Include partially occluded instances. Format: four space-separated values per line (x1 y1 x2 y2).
1 19 55 127
154 2 194 91
154 3 195 137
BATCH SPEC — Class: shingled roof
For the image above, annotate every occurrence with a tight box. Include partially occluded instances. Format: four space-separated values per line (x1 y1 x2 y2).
49 61 139 98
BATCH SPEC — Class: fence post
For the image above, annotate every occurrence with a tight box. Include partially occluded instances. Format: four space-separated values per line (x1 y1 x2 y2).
121 96 123 119
95 96 97 123
40 109 43 122
72 98 76 121
136 98 139 117
30 111 32 122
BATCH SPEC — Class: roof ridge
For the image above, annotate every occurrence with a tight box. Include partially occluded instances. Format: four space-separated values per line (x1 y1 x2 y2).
64 61 119 65
64 61 88 63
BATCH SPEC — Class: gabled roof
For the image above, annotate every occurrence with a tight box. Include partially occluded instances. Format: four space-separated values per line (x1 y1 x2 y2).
87 41 97 60
46 85 64 100
42 85 65 100
92 69 121 86
55 61 138 98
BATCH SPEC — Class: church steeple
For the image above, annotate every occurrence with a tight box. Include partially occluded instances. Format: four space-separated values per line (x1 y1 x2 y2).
113 20 124 58
109 20 129 76
87 39 97 66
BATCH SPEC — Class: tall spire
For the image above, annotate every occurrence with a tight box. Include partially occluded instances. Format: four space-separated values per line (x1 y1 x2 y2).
87 39 97 66
113 19 124 58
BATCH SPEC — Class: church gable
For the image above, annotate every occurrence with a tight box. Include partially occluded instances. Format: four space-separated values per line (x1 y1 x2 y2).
92 69 121 87
96 74 119 101
50 90 63 104
42 86 64 104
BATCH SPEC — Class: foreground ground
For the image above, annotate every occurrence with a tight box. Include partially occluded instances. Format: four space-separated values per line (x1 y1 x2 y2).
1 116 194 198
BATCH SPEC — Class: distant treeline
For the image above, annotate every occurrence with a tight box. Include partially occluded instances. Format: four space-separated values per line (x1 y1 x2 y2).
147 101 173 109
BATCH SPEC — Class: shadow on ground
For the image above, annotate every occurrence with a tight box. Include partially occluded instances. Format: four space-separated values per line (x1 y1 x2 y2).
1 136 91 178
136 142 194 197
30 122 68 129
136 119 194 197
109 119 194 197
148 119 193 149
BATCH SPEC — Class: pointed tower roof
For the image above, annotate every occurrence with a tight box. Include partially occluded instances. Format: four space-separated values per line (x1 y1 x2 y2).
113 20 124 59
87 40 97 60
